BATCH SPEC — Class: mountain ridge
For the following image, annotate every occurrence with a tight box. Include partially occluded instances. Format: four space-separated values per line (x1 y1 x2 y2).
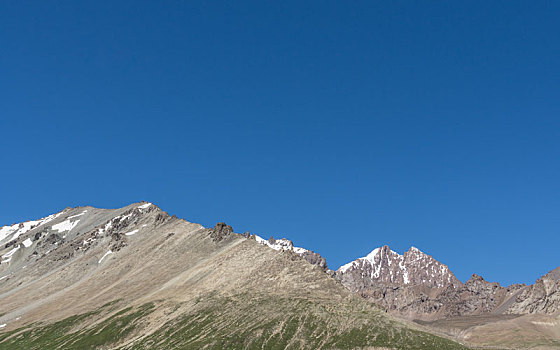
3 204 554 287
0 203 557 301
0 201 469 349
0 202 558 349
0 202 557 314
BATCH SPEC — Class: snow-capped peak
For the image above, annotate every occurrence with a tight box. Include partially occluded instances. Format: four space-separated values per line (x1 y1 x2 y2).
137 202 152 209
364 247 381 261
337 245 460 289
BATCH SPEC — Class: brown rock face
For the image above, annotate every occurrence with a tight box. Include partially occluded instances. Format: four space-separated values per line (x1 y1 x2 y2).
506 267 560 315
210 222 233 242
299 250 328 271
459 274 505 313
334 245 551 319
355 274 509 318
336 246 461 293
431 274 526 317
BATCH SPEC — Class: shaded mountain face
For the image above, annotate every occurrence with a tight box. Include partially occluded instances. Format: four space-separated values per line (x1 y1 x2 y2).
0 203 465 349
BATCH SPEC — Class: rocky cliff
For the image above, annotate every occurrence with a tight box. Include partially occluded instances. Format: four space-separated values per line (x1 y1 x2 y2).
335 245 557 320
505 267 560 315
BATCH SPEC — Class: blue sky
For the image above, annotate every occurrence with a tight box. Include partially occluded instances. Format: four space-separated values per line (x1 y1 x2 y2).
1 1 559 286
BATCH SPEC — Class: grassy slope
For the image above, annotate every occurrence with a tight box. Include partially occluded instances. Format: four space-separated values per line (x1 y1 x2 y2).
0 295 468 350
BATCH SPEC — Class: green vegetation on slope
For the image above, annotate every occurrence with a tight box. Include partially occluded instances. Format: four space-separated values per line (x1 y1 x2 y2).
0 295 468 350
0 302 153 350
125 294 467 350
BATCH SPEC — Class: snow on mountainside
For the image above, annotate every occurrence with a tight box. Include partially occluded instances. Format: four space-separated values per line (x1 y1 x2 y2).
252 235 328 270
0 202 159 273
254 235 308 254
0 211 66 244
337 245 460 289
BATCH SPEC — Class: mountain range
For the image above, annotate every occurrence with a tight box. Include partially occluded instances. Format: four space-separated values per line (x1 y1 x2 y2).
335 244 559 318
0 202 558 349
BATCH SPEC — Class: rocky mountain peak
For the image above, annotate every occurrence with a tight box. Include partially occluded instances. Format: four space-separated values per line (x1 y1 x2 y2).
467 273 486 283
463 274 507 296
336 245 460 291
404 246 431 261
408 246 421 253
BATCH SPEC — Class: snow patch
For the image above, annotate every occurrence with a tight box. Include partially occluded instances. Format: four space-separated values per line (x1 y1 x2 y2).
22 238 32 248
68 210 87 220
115 213 133 222
338 261 356 273
0 324 5 328
98 250 112 264
82 237 96 246
52 219 80 233
124 229 139 236
403 266 410 284
364 248 381 265
138 203 152 209
254 235 309 255
2 246 20 263
0 211 64 243
97 221 113 235
0 225 19 243
2 246 19 258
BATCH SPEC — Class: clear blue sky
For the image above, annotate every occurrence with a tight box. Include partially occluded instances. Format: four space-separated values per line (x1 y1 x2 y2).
1 1 559 286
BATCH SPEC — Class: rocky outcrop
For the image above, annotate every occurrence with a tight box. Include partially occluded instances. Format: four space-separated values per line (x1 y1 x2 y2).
210 222 233 242
44 233 64 245
458 274 506 313
431 274 524 317
154 212 170 225
506 267 560 315
300 250 328 270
